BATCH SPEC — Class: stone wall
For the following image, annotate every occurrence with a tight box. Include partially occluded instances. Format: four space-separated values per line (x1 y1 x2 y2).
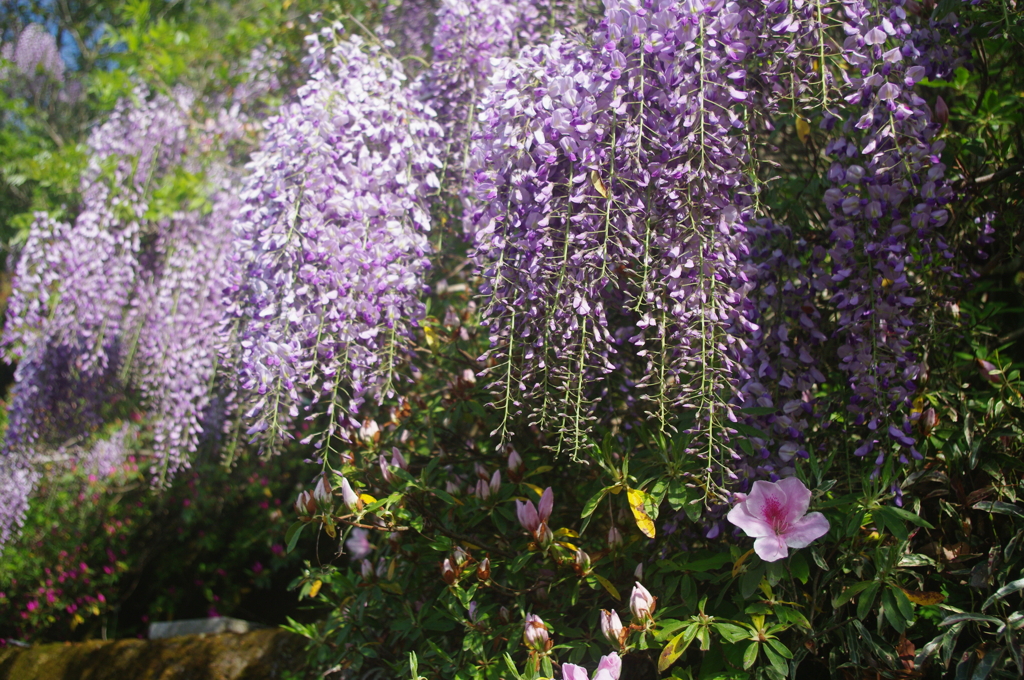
0 628 306 680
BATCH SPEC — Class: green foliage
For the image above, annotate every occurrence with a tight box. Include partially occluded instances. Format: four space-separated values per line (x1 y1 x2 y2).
0 427 312 642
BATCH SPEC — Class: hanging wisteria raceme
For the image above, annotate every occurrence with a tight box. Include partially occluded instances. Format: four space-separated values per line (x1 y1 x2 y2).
380 0 441 66
412 0 520 194
125 184 241 481
0 457 38 550
1 23 64 83
470 0 763 465
414 0 601 213
4 87 192 452
1 85 243 514
819 0 964 474
226 26 443 451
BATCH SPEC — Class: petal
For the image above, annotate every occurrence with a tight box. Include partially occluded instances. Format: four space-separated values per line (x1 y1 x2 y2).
538 487 554 522
727 503 773 538
754 534 789 562
596 653 622 680
563 664 590 680
744 480 786 521
783 512 830 549
776 476 811 522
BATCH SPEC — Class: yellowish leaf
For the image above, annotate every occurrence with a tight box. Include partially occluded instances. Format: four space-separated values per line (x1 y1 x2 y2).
902 588 946 606
308 579 323 598
593 573 621 600
590 171 609 199
732 548 756 578
359 493 377 506
524 483 545 499
795 117 811 144
424 323 439 350
627 487 656 538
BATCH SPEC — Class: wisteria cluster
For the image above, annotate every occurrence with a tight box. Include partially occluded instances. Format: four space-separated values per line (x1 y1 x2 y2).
1 0 980 552
469 0 766 464
818 0 964 474
1 23 64 83
226 26 444 450
0 85 240 545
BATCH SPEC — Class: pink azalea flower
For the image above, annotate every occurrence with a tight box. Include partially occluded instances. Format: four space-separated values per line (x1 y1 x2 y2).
726 477 829 562
562 653 622 680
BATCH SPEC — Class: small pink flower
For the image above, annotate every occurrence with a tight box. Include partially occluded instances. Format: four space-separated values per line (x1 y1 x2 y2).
629 582 655 621
599 609 623 645
523 613 550 651
563 653 622 680
726 477 830 562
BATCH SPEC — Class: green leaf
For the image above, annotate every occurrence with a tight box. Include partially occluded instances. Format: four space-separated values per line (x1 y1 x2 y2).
857 582 881 621
892 585 915 622
789 552 810 584
982 577 1024 611
832 580 875 608
581 488 610 519
766 638 793 659
659 625 699 672
775 606 810 629
713 623 750 643
763 643 788 676
285 521 306 554
882 587 907 633
742 641 760 670
432 488 457 505
503 654 523 680
973 501 1024 518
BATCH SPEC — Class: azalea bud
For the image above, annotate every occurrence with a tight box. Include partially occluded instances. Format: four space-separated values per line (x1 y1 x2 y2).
445 478 461 495
359 418 379 444
474 463 490 480
538 487 554 523
452 545 470 567
468 601 480 623
919 407 938 436
634 563 644 580
441 558 457 585
630 582 656 621
360 559 375 580
507 448 524 482
340 477 362 512
600 609 623 646
489 470 501 495
516 499 540 533
313 474 332 505
607 525 623 549
476 557 491 581
379 454 395 484
523 613 549 651
295 490 315 516
475 477 491 500
536 521 554 548
574 548 591 576
345 528 372 560
390 448 408 471
934 95 948 126
977 358 1002 385
498 606 511 625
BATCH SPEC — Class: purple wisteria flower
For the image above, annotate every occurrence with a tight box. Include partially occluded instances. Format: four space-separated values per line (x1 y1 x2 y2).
226 25 444 449
2 84 245 545
469 0 761 460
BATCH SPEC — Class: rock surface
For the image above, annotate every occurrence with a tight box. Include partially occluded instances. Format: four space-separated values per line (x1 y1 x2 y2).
149 616 264 639
0 628 306 680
